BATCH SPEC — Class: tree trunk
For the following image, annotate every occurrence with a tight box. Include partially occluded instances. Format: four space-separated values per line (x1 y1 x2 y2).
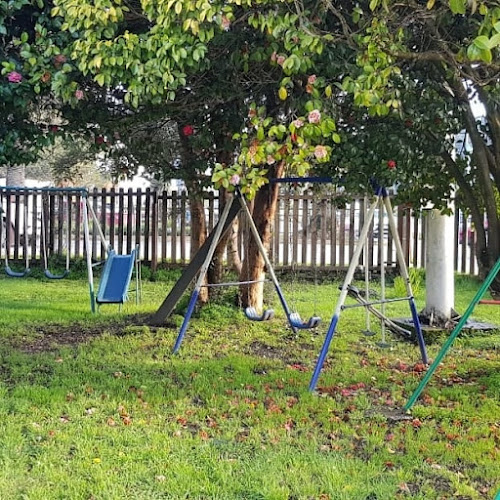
227 214 242 274
421 208 456 325
239 162 285 309
184 178 208 303
207 189 233 297
6 164 25 187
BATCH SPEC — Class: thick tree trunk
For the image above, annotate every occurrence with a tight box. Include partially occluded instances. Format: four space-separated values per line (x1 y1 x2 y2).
207 189 234 296
421 208 456 325
239 162 285 309
184 178 208 303
6 164 25 187
454 82 500 295
227 215 242 274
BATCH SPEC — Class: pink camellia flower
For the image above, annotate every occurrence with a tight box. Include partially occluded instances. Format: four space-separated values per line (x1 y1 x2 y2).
182 125 194 137
229 174 240 186
75 89 84 100
314 145 327 160
7 71 22 83
292 119 304 128
221 15 231 30
276 55 286 66
387 160 396 169
270 52 277 63
53 54 67 67
308 109 321 124
49 125 59 133
307 74 317 84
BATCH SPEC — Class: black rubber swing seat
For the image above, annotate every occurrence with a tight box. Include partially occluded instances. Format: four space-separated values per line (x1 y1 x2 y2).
244 307 275 322
289 312 321 329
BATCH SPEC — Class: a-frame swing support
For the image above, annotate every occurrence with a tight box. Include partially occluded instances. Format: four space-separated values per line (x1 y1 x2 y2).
158 189 299 353
309 188 429 392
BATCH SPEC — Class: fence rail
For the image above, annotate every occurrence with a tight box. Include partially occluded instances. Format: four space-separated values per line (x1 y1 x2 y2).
0 187 480 275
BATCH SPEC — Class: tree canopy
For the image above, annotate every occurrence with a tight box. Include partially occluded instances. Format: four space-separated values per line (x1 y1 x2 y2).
2 0 499 286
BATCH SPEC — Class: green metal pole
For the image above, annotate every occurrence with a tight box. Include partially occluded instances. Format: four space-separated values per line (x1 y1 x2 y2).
405 257 500 411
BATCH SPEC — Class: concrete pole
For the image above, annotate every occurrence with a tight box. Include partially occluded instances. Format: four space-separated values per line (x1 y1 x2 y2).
423 208 455 323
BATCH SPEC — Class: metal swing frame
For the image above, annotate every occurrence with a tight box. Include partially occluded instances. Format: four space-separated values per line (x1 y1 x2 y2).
308 186 429 392
170 188 321 354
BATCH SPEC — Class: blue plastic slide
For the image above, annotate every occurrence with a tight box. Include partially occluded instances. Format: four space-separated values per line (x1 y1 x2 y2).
96 248 137 305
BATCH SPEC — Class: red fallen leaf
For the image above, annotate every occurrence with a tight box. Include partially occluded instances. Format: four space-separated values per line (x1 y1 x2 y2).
360 358 369 367
413 363 426 373
340 389 352 397
395 360 409 372
176 416 187 426
384 461 395 469
284 419 294 432
48 430 56 437
385 433 395 442
206 417 217 428
121 416 132 426
289 363 307 371
412 418 422 429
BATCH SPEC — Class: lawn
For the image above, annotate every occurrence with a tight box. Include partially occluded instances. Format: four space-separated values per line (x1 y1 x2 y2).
0 269 499 499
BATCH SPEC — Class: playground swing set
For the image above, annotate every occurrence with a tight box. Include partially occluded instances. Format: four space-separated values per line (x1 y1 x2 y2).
151 180 428 386
0 186 140 313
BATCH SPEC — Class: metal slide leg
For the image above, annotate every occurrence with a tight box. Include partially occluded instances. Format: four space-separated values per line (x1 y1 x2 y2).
383 195 428 364
309 197 379 391
236 189 297 333
83 197 95 313
405 257 500 411
171 200 234 353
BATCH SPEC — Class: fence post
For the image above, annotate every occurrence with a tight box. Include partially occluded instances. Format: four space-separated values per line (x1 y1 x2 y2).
151 189 158 272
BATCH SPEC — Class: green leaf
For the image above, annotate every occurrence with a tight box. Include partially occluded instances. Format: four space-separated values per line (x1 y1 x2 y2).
473 35 491 50
489 33 500 48
95 73 105 86
449 0 466 15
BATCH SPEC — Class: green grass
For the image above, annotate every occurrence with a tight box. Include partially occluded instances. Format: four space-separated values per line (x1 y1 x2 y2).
0 271 499 499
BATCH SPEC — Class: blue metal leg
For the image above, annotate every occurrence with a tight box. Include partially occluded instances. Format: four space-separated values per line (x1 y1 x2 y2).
308 314 339 391
410 298 428 364
173 289 200 354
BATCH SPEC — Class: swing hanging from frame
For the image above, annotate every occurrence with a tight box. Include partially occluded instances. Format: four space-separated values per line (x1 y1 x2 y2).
1 191 31 278
284 181 321 330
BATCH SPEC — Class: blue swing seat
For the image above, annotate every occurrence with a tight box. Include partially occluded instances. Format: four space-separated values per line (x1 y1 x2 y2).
44 269 70 280
5 265 30 278
244 307 274 322
289 312 321 329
